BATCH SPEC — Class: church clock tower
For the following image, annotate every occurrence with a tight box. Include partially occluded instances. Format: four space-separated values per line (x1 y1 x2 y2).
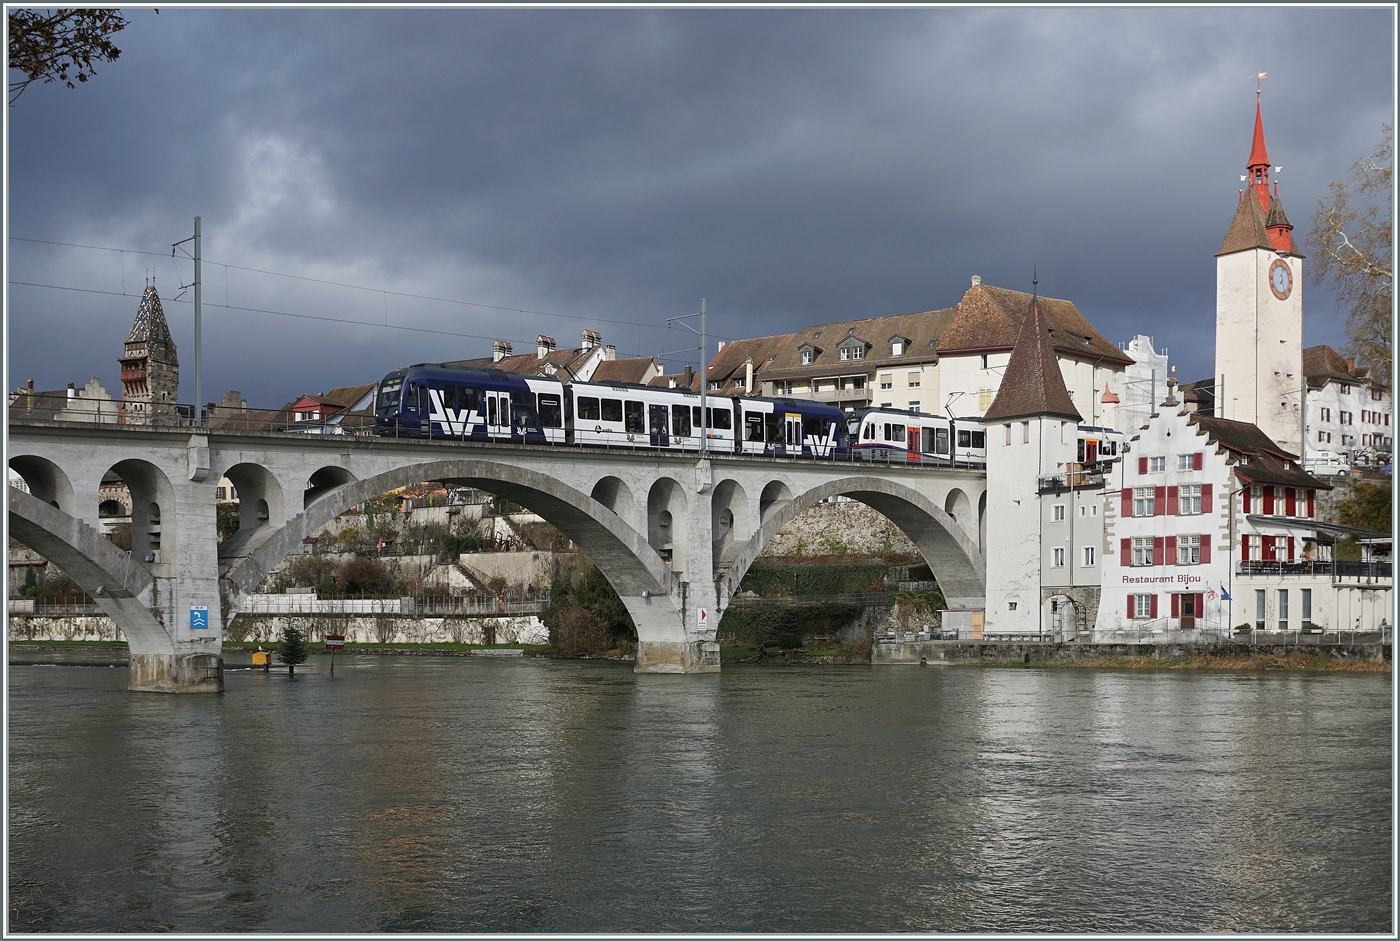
1213 89 1304 453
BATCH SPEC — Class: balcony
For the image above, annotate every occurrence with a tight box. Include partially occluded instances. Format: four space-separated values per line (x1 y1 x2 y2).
1237 559 1391 584
1038 462 1107 494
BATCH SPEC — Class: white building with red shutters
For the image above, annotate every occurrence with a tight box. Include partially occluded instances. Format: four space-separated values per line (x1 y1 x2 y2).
1098 381 1390 636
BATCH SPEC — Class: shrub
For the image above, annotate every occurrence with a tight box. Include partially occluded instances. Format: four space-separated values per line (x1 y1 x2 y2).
337 556 391 596
550 607 612 658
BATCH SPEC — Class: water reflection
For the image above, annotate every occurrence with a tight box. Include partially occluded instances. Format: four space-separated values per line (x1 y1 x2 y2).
7 657 1391 933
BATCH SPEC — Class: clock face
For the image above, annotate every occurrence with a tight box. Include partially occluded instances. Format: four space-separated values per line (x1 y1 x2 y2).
1269 258 1293 300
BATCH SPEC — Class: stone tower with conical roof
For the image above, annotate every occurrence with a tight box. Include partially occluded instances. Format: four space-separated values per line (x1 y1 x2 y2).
1214 89 1304 454
120 283 180 425
983 286 1102 636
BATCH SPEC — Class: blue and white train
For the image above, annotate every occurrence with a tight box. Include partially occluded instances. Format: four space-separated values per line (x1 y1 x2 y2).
373 363 857 461
847 407 988 467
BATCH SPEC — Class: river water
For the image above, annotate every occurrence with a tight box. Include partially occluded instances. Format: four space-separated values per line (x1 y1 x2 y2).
7 652 1393 933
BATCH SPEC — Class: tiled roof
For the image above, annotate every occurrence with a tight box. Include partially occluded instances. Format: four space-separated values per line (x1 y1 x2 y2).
706 333 795 386
936 283 1130 364
647 370 701 392
759 308 957 382
1264 193 1292 230
322 384 376 409
590 357 656 384
1187 414 1328 489
1303 345 1362 386
1216 186 1301 256
447 347 594 379
1179 378 1215 413
982 293 1082 423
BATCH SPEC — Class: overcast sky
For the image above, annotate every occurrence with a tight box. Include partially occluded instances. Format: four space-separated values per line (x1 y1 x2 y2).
6 6 1393 408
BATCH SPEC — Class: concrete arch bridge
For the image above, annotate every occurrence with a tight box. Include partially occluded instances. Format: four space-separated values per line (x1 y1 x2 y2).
8 422 987 691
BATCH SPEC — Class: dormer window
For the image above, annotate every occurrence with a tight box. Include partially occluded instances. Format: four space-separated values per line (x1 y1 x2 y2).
801 349 814 366
891 340 904 356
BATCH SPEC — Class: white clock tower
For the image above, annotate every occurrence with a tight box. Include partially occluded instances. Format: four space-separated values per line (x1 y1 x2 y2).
1214 90 1304 454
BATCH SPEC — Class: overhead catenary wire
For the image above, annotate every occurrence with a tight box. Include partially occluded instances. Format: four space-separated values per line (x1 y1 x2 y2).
9 235 738 341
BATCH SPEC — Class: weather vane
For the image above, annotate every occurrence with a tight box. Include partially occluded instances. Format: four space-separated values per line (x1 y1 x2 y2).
1256 71 1267 96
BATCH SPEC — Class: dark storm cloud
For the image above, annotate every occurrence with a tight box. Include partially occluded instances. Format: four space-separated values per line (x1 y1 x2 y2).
6 7 1392 407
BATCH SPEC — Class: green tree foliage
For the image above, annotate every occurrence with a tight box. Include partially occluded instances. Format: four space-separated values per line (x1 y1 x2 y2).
1337 480 1392 533
277 624 308 674
216 506 241 542
8 8 130 105
1309 125 1392 386
543 559 634 657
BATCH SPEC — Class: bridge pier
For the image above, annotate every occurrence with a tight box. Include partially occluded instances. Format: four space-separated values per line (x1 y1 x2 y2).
624 591 721 675
129 652 224 693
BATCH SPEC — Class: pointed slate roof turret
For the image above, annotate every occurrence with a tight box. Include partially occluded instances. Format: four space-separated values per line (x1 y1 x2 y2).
982 284 1082 423
128 284 176 353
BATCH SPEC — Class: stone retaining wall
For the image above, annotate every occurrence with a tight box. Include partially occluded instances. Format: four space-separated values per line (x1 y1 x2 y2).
8 613 548 646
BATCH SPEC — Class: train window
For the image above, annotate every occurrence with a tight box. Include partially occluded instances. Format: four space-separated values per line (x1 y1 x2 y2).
511 390 537 428
803 417 825 439
457 386 482 412
891 423 905 440
957 429 971 448
601 398 623 423
624 401 645 433
649 406 666 436
745 412 765 442
934 427 950 454
487 395 498 425
863 422 876 441
921 427 937 454
971 431 985 449
765 413 782 444
578 397 601 421
671 404 692 437
707 407 732 430
693 406 703 426
377 378 402 411
538 395 562 428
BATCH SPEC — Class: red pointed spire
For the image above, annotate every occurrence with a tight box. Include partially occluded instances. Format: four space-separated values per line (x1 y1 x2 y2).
1246 92 1272 208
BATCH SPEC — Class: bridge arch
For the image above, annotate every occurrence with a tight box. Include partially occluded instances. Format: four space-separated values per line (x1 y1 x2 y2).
106 459 177 570
217 462 286 567
225 458 672 618
758 480 792 527
304 465 357 509
724 476 985 609
590 475 636 531
9 455 75 513
711 478 750 568
646 477 688 575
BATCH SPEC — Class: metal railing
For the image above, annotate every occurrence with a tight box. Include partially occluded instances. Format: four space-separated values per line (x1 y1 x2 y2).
1238 560 1392 582
237 590 549 617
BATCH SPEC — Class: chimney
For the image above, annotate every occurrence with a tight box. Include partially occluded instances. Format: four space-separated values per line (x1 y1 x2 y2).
536 334 556 360
1163 377 1179 408
604 344 616 361
745 357 754 394
492 339 513 363
682 364 693 389
1348 357 1356 373
717 340 727 352
68 382 76 400
971 274 982 287
580 329 601 351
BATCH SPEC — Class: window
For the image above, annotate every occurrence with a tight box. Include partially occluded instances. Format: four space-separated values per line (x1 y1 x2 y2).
1177 454 1193 470
879 374 893 390
1078 504 1098 517
1177 534 1200 564
800 349 814 366
1371 388 1383 401
1132 536 1154 566
1082 546 1096 567
1133 487 1155 517
1255 589 1267 629
1022 421 1030 444
1274 486 1285 516
981 354 989 370
600 398 623 423
1321 407 1331 422
1133 594 1153 619
216 486 227 500
891 340 904 356
671 404 692 437
848 376 866 390
538 394 563 428
706 407 732 430
977 389 994 410
1278 589 1289 630
624 400 645 434
577 396 601 421
907 372 921 388
1052 547 1065 567
1302 588 1312 621
908 401 920 412
1148 456 1166 473
1340 383 1351 395
1052 504 1065 521
1179 484 1202 515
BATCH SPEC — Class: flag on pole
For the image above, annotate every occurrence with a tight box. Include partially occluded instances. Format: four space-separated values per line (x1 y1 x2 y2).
1221 588 1233 602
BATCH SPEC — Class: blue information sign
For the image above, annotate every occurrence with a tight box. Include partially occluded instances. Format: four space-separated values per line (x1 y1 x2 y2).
190 606 210 630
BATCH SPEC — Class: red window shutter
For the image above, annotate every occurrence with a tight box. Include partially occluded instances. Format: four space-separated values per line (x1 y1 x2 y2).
1307 491 1314 517
1288 537 1296 561
1138 456 1148 475
1242 487 1251 513
1121 538 1132 565
1286 489 1296 516
1121 488 1133 518
1241 535 1250 562
1167 486 1179 515
1200 534 1211 563
1263 488 1274 514
1128 593 1136 617
1153 536 1164 565
1154 486 1166 516
1201 483 1213 513
1171 593 1180 617
1193 451 1203 470
1149 594 1158 619
1165 537 1177 565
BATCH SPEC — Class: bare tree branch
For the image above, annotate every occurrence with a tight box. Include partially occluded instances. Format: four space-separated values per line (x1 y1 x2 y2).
8 8 129 106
